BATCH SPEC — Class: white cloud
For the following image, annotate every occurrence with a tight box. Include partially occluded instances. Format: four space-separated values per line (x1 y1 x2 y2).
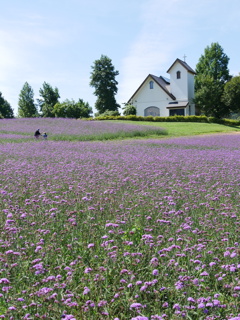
118 0 195 105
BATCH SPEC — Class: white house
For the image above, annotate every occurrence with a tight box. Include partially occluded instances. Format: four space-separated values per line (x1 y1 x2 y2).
127 58 196 117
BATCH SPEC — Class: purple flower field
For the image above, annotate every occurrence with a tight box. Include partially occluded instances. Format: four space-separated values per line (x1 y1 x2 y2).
0 130 239 319
0 134 29 140
0 118 165 140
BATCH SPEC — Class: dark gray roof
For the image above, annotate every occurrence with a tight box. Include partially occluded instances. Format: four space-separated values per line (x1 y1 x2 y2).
167 58 196 74
128 74 176 103
150 75 176 99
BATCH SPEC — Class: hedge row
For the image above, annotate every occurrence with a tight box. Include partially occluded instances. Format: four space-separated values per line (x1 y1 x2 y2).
93 115 240 126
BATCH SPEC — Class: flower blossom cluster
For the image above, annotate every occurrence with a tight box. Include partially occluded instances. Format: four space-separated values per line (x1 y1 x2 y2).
0 124 239 319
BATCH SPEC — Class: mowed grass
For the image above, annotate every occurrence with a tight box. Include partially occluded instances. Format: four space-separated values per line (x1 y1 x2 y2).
108 120 240 138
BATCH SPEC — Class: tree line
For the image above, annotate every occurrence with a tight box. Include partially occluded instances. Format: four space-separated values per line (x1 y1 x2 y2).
1 46 240 119
0 81 93 119
18 81 93 119
0 55 119 119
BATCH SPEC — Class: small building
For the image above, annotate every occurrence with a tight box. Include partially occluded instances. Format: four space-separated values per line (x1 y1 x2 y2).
127 58 196 117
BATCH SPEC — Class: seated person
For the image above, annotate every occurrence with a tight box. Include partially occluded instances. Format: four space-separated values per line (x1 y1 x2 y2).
34 129 41 139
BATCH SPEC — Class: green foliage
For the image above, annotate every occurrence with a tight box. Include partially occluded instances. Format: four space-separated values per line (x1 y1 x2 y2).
53 99 92 119
0 92 14 118
18 82 38 118
194 74 229 118
124 115 138 120
195 42 230 85
223 75 240 113
145 115 154 121
38 82 60 117
95 109 120 118
122 104 137 116
90 55 120 114
92 115 240 126
194 42 231 118
208 117 240 126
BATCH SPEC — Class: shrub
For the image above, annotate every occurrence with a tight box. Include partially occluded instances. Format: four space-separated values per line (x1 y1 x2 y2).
209 117 240 126
144 116 154 121
123 104 137 116
91 114 240 126
95 110 120 118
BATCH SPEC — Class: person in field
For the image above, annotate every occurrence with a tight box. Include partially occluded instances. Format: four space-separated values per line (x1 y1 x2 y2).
34 129 41 139
43 132 48 140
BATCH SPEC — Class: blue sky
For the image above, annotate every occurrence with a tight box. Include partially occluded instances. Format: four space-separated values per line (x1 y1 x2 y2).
1 0 240 116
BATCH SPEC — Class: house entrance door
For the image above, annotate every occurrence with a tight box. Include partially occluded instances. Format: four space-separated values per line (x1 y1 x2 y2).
169 109 185 116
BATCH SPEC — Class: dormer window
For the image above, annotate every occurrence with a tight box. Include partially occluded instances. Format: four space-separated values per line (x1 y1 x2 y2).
149 81 154 89
176 71 181 79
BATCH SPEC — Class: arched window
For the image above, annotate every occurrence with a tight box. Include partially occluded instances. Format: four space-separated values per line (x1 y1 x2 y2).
144 106 160 117
149 81 154 89
176 71 181 79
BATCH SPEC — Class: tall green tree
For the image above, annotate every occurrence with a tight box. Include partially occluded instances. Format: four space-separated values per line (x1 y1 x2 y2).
194 42 231 118
38 82 60 117
194 75 227 118
18 82 38 118
90 55 120 114
223 75 240 114
0 92 14 118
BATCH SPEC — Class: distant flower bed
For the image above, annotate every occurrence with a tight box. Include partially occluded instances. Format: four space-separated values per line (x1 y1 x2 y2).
142 133 240 149
0 118 166 139
0 133 29 139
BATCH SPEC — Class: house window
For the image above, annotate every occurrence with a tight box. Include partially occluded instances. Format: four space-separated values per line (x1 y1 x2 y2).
176 71 181 79
149 81 154 89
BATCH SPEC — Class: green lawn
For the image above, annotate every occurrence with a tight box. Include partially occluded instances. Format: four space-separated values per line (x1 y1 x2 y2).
109 120 240 137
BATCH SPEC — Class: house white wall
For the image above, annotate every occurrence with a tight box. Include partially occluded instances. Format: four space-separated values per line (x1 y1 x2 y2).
187 73 195 115
168 63 188 101
130 76 171 117
128 59 196 117
168 61 195 116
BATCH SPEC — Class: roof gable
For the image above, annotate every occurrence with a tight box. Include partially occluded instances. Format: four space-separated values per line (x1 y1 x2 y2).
128 74 176 103
167 58 196 74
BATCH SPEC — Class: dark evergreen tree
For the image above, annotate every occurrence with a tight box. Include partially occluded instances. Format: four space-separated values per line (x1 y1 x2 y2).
18 82 38 118
90 55 120 114
0 92 14 118
38 82 60 117
194 42 231 118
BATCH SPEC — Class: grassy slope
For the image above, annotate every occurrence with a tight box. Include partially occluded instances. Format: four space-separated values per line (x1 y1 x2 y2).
1 119 240 143
109 120 240 138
